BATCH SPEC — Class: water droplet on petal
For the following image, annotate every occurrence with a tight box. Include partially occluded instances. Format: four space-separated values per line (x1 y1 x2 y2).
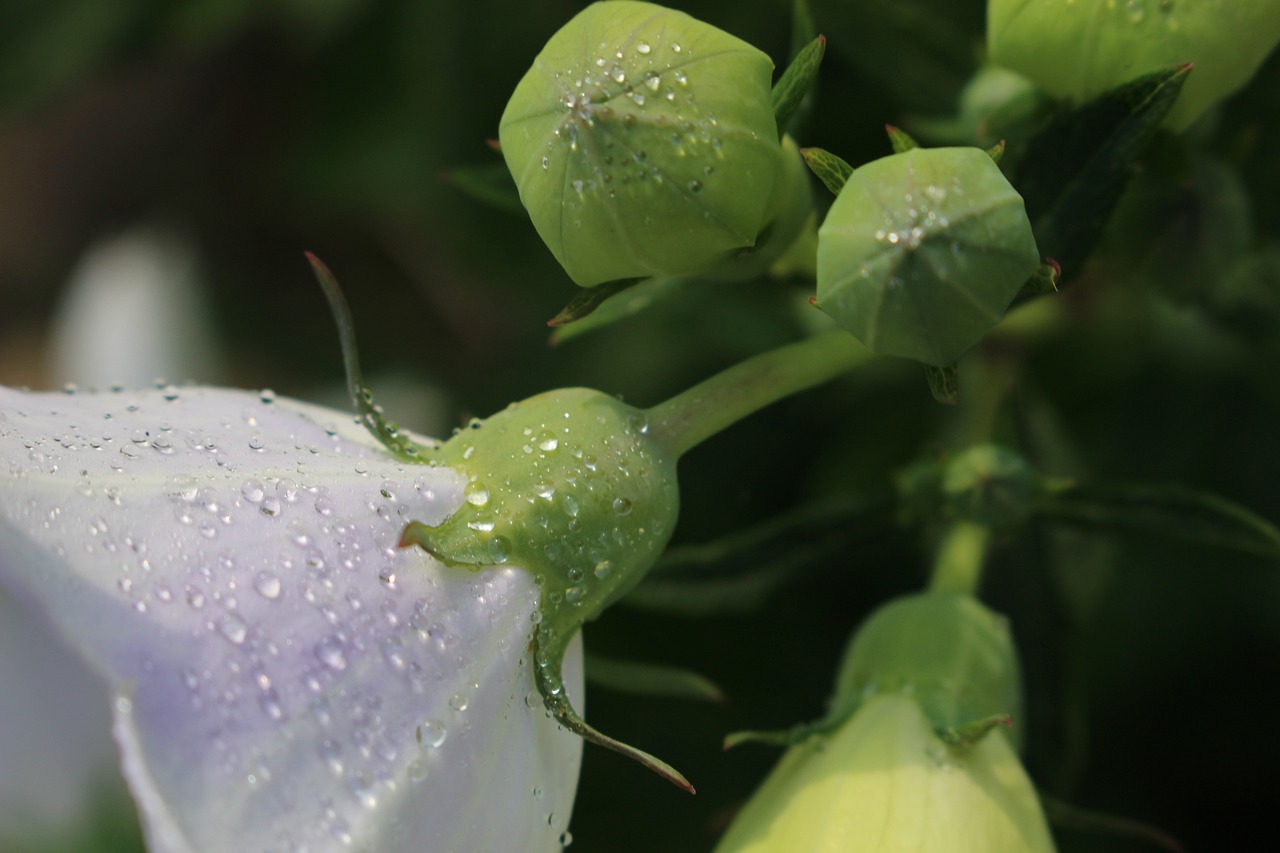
416 719 447 748
253 571 282 600
315 636 348 671
217 612 248 645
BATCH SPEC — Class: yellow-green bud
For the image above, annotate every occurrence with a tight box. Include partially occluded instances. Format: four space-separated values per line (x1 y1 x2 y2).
714 693 1055 853
988 0 1280 130
717 592 1053 852
499 1 785 286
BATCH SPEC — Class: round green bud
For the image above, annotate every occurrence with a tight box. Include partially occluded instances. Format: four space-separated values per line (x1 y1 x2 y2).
988 0 1280 131
815 147 1040 367
942 444 1037 530
499 0 783 286
833 591 1021 736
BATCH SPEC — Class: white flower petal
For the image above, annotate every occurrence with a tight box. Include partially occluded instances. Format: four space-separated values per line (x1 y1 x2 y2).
0 385 582 852
49 228 224 388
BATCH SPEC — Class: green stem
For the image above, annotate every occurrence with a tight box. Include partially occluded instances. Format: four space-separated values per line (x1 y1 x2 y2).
928 520 991 595
645 331 876 458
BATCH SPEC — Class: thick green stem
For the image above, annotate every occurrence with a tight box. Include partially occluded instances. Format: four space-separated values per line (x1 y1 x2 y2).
645 331 876 458
929 520 991 595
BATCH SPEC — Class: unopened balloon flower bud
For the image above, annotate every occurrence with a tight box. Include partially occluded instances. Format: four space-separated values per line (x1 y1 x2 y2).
815 146 1040 366
717 592 1054 852
499 1 793 286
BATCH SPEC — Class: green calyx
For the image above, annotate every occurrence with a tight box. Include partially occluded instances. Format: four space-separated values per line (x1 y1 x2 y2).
815 146 1041 367
499 0 783 286
400 387 692 791
832 591 1022 749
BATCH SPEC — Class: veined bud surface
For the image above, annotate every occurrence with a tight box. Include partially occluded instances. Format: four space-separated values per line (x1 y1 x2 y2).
815 147 1040 366
499 0 784 286
988 0 1280 130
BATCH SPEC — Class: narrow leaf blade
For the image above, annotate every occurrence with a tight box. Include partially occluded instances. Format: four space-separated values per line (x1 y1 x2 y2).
772 35 827 140
1035 480 1280 559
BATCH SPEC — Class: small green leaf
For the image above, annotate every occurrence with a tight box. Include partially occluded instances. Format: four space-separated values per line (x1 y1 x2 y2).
772 35 827 140
546 277 644 327
925 363 958 405
800 147 854 195
885 124 919 153
1014 64 1191 276
1035 480 1280 559
585 654 726 704
548 275 700 345
439 162 524 214
1020 259 1061 296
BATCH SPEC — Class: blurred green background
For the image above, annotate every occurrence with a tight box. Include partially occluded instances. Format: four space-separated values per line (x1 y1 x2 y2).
1 1 1278 851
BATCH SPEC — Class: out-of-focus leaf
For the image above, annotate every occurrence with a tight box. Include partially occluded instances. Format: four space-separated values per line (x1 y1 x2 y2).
584 654 726 704
1103 151 1253 301
925 363 958 405
626 499 894 617
1035 480 1280 559
810 0 980 114
0 0 148 114
800 147 853 195
440 162 523 215
772 35 826 141
1014 65 1192 276
1041 795 1186 852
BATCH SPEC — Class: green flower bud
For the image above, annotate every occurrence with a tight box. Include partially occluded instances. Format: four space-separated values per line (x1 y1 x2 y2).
400 387 690 787
942 444 1037 530
499 0 785 286
815 147 1040 366
717 593 1053 852
988 0 1280 130
832 592 1021 733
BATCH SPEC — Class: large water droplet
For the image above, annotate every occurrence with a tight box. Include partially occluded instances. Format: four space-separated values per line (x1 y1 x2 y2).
465 482 490 507
315 636 348 671
217 612 248 645
416 718 447 748
254 571 282 600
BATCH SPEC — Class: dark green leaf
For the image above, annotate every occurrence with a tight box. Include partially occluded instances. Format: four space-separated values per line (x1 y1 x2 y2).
800 147 854 195
439 162 523 215
1015 64 1192 276
772 35 826 141
1041 795 1186 852
1035 480 1280 559
584 654 726 704
925 363 958 405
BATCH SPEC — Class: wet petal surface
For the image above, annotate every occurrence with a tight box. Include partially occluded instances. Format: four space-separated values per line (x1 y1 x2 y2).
0 386 582 853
